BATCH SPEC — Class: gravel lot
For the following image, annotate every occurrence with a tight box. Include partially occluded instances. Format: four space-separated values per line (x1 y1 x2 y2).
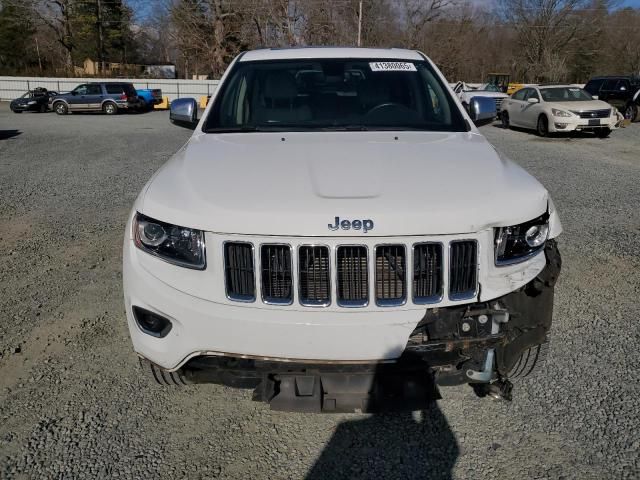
1 103 639 479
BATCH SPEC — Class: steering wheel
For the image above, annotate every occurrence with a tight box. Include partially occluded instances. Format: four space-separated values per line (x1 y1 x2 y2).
365 102 407 116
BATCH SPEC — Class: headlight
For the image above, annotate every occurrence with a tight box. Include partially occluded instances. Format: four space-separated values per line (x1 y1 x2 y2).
551 108 571 117
495 213 549 265
134 213 205 269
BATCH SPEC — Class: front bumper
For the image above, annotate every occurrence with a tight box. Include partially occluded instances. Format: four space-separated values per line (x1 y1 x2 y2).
136 240 561 412
550 115 618 132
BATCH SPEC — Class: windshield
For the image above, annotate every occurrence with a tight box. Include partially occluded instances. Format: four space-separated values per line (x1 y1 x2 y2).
204 58 468 133
540 87 593 102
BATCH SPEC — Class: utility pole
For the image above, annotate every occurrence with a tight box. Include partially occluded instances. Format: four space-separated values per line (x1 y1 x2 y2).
35 37 43 72
97 0 105 74
357 0 363 47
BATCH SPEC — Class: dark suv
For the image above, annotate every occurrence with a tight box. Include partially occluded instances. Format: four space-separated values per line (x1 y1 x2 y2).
50 82 139 115
584 76 640 122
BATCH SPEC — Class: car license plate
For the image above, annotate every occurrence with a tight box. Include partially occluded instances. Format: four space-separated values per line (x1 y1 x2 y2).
588 119 600 126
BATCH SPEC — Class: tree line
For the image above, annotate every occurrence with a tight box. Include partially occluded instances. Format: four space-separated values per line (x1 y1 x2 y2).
0 0 639 83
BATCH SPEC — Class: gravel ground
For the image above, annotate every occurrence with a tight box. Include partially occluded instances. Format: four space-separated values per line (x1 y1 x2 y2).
1 103 639 479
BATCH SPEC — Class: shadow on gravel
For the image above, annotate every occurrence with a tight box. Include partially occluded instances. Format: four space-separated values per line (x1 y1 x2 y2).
306 355 459 480
0 129 21 140
306 403 458 480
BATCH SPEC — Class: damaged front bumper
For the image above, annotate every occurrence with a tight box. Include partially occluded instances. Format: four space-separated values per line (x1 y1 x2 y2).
140 240 561 412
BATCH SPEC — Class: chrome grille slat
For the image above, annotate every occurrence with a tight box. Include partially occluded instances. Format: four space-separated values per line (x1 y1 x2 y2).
260 244 293 304
449 240 478 300
298 246 331 306
375 245 406 306
224 242 255 301
336 246 368 307
413 243 443 304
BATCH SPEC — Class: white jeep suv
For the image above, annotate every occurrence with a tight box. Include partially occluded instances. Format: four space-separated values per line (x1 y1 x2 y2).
123 48 562 412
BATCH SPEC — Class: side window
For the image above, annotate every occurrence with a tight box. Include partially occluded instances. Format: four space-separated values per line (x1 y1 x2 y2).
584 79 603 94
602 79 618 91
86 84 102 95
105 84 123 94
73 84 88 95
616 79 630 92
527 89 540 101
512 89 527 100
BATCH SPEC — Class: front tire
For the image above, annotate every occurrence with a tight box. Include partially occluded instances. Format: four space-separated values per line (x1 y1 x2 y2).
624 103 638 122
54 102 68 115
103 102 117 115
536 115 549 137
501 111 510 129
508 343 549 380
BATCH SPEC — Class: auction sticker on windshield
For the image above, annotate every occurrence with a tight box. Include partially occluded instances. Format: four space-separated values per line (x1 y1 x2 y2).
369 62 417 72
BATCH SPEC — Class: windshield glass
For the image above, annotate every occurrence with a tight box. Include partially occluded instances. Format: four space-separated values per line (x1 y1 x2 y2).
540 87 593 102
204 58 468 132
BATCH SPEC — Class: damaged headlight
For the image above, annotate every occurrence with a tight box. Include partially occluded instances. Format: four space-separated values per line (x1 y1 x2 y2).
134 213 205 269
495 213 549 266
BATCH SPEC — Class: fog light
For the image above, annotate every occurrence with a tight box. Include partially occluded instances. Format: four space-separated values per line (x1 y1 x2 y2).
554 123 567 129
133 306 172 338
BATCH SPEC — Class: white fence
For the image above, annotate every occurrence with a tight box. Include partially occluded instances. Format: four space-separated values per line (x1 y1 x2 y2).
0 76 220 102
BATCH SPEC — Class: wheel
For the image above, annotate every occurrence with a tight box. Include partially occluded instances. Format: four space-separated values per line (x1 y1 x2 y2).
103 102 117 115
596 128 611 138
624 103 638 122
53 101 68 115
536 115 549 137
501 111 510 129
508 343 549 380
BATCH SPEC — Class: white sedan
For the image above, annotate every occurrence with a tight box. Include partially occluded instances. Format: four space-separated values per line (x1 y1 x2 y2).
501 85 620 137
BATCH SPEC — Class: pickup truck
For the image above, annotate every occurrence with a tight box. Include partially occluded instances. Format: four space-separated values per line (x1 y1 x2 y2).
136 88 163 111
123 47 562 413
453 81 509 116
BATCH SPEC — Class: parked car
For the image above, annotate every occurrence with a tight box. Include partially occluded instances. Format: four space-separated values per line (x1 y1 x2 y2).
136 88 163 111
50 82 139 115
583 75 640 122
124 47 562 412
501 84 620 137
453 81 509 115
10 87 58 113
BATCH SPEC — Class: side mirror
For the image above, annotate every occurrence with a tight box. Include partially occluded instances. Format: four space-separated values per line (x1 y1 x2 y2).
468 96 497 125
170 98 198 130
592 95 599 100
71 91 77 96
527 97 539 104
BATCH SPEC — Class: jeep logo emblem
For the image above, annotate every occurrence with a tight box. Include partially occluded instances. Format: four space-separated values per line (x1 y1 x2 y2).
328 216 374 233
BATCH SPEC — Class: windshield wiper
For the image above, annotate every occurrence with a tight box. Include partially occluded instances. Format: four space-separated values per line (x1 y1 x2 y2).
321 125 369 131
205 126 263 133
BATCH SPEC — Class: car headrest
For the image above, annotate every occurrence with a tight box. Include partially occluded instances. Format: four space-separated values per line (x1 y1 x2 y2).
264 72 297 101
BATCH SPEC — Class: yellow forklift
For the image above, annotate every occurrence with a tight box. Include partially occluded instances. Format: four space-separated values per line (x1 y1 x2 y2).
486 73 525 95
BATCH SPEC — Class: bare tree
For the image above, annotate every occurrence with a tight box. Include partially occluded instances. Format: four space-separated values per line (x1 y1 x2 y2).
500 0 588 82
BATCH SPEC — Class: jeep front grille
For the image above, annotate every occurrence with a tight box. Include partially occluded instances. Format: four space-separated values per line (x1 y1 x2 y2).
222 239 479 308
449 240 478 300
375 245 406 306
298 246 331 306
260 244 293 304
224 242 255 301
336 246 369 307
413 243 443 303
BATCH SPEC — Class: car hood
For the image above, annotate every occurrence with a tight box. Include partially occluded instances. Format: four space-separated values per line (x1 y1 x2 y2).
141 131 550 236
547 100 613 112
